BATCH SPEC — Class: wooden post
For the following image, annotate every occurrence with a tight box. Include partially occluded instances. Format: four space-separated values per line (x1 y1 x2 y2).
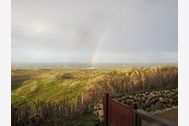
134 103 142 126
104 93 110 126
136 115 141 126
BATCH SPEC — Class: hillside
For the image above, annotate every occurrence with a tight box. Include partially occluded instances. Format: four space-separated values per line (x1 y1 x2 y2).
11 65 178 125
12 66 177 105
12 68 106 104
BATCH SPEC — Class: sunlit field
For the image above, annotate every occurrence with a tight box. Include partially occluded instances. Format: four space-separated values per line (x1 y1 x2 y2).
11 65 178 126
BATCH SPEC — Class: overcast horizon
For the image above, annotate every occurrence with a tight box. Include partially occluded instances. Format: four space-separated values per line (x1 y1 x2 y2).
12 0 178 64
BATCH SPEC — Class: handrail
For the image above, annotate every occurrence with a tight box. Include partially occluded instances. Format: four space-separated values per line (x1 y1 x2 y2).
135 109 176 126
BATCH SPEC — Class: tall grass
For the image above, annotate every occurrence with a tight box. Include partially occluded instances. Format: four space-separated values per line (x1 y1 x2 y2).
12 97 93 126
94 66 177 94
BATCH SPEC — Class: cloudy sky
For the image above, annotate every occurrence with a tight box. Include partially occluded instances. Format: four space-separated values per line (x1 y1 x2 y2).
12 0 178 64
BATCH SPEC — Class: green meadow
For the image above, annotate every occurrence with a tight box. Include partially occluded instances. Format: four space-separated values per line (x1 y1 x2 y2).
12 68 108 104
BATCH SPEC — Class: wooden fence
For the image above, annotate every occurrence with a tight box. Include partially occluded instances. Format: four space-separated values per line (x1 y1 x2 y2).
103 93 176 126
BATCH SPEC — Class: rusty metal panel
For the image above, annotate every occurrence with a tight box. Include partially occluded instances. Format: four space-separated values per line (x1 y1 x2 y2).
110 100 134 126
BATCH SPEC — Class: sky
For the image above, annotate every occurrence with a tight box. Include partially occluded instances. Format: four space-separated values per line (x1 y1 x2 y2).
12 0 178 64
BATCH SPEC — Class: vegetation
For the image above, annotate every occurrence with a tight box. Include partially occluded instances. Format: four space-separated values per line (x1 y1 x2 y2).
94 66 177 94
11 65 178 125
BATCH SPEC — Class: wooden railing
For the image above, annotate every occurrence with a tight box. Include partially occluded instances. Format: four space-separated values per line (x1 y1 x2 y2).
135 109 176 126
103 93 176 126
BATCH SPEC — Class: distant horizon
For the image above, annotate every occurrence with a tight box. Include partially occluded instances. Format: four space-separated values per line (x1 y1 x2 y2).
11 62 178 69
12 62 178 65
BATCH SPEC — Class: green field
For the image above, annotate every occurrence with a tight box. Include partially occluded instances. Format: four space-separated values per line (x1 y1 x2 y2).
11 65 178 125
12 68 109 104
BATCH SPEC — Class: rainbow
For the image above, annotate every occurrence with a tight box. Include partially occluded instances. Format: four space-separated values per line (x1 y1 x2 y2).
91 13 121 67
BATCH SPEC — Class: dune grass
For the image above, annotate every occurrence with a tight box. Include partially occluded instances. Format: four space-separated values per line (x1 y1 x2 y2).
11 65 178 125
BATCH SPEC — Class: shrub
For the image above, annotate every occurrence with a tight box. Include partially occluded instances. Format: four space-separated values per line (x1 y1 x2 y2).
60 73 75 79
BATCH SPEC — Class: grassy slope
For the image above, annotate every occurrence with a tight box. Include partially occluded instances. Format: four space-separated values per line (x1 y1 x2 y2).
11 68 109 105
11 65 177 105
